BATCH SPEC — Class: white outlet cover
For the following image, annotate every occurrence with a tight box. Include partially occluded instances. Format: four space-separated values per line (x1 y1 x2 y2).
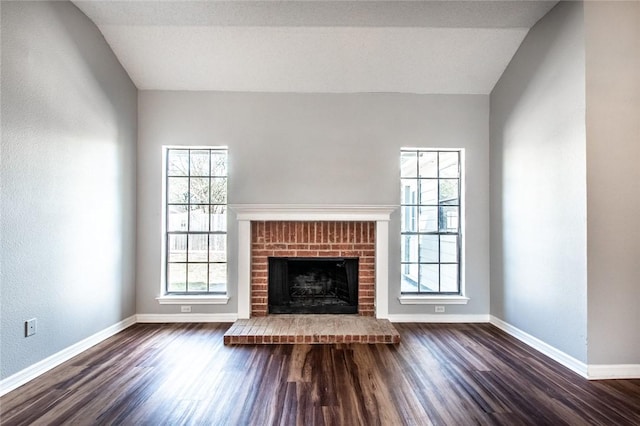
26 318 37 336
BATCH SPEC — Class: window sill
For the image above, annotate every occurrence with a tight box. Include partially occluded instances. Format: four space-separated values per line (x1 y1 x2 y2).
156 295 230 305
398 295 469 305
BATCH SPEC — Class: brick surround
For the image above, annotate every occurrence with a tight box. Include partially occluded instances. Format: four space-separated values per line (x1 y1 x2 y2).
251 221 376 317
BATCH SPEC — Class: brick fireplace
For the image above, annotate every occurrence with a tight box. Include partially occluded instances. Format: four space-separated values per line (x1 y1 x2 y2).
251 221 376 317
232 205 396 319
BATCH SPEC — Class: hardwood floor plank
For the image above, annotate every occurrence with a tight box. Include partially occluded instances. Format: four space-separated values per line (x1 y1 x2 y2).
2 323 640 425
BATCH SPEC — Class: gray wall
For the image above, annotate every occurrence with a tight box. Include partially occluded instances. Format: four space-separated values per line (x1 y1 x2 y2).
585 1 640 365
490 2 588 362
1 1 137 379
137 92 490 316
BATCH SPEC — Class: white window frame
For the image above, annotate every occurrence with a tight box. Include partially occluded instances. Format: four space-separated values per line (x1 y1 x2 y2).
399 148 468 305
157 146 229 305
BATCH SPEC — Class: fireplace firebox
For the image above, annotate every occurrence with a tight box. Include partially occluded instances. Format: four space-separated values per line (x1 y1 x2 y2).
268 257 358 314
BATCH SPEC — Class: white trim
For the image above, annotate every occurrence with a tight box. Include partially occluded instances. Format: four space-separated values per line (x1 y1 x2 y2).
162 145 229 150
237 220 252 319
231 204 397 320
136 313 238 323
490 315 589 379
398 295 470 305
0 315 136 397
375 220 390 319
587 364 640 380
230 204 397 222
388 314 489 323
401 147 462 152
156 295 229 305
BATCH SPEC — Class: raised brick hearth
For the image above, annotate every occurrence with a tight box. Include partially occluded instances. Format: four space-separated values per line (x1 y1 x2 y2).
251 221 375 317
224 315 400 345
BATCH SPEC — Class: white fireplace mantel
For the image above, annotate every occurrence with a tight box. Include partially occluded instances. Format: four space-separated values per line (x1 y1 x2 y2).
232 204 397 222
231 204 397 319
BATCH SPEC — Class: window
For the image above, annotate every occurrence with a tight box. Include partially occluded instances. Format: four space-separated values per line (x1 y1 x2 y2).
400 149 462 294
164 147 227 294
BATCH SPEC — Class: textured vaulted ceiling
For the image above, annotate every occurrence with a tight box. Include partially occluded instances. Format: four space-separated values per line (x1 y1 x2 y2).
72 1 558 94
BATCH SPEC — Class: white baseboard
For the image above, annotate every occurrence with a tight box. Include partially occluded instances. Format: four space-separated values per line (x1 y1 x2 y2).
489 315 589 379
0 315 137 397
136 313 238 323
388 314 490 323
588 364 640 380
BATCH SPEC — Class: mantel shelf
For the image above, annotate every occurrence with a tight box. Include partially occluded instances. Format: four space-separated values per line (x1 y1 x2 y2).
229 204 397 222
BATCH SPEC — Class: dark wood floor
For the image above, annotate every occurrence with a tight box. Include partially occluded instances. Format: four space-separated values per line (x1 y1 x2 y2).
1 323 639 425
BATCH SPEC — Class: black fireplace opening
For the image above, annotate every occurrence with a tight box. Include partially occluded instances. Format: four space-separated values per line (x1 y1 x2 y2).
268 257 358 314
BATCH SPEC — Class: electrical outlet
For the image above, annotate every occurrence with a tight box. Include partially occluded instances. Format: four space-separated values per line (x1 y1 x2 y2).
435 306 445 313
25 318 37 337
181 305 192 313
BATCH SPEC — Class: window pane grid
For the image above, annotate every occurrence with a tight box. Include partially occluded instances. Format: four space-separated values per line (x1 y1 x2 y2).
401 149 461 294
165 148 227 294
